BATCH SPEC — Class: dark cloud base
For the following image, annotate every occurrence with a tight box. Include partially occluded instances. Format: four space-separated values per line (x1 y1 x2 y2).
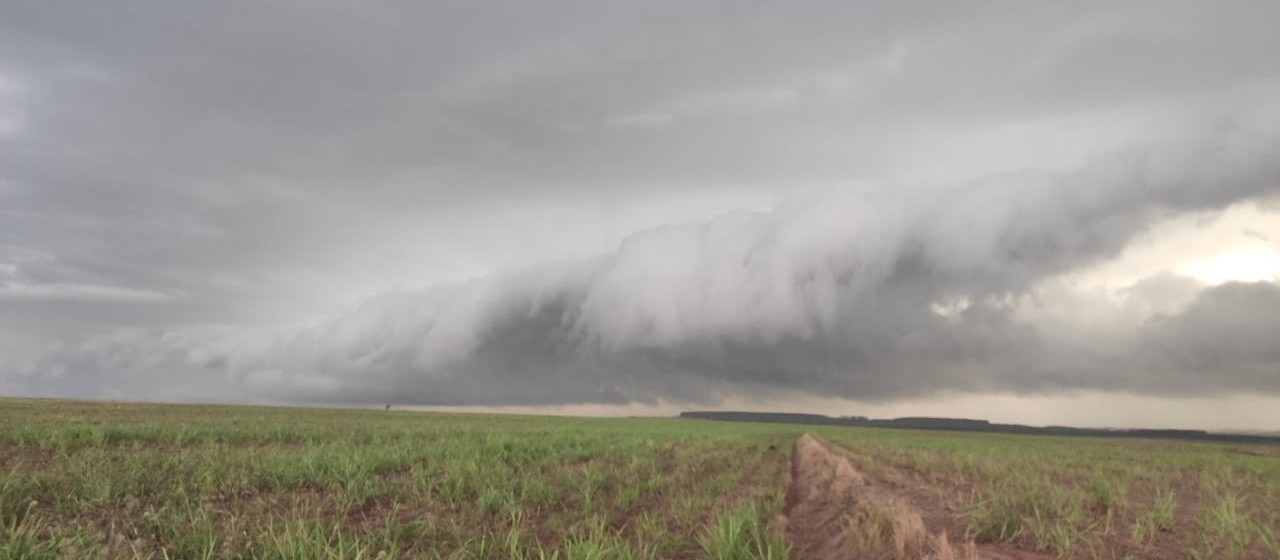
7 117 1278 406
3 1 1280 407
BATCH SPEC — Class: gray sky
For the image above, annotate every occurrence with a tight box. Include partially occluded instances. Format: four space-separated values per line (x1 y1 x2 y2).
3 1 1279 429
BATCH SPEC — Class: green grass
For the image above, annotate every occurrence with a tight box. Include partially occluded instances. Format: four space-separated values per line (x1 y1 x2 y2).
698 504 788 560
3 398 1277 559
0 398 794 559
814 426 1280 559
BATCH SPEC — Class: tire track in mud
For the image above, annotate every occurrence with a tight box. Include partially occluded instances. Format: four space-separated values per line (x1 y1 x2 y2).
779 434 1042 560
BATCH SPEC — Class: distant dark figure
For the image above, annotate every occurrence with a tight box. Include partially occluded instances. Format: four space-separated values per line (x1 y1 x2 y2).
384 404 391 411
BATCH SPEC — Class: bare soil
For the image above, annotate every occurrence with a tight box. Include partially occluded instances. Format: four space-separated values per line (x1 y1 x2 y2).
780 434 1043 560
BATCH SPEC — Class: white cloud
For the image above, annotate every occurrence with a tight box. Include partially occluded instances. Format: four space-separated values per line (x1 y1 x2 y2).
0 282 179 303
1063 201 1280 290
4 1 1280 427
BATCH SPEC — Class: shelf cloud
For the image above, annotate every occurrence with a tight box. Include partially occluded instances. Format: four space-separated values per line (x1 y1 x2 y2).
2 1 1279 417
216 114 1280 405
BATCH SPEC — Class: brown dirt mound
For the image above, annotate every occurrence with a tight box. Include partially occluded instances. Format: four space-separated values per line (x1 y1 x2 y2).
779 434 1040 560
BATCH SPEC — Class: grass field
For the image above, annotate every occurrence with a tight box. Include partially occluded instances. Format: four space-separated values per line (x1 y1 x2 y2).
815 428 1280 559
0 399 793 559
1 398 1277 559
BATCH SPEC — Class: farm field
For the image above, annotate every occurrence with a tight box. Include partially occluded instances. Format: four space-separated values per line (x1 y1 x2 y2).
0 399 792 559
1 398 1277 559
813 428 1280 559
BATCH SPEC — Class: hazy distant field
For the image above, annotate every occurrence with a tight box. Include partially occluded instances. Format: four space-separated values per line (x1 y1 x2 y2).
2 398 1277 559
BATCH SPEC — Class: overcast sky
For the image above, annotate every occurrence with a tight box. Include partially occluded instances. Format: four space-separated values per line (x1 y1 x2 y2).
3 1 1279 429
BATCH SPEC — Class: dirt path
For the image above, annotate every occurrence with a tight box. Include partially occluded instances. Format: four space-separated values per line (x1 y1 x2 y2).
779 434 1042 560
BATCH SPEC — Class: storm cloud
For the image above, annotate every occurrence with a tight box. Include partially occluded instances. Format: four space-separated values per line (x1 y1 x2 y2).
2 1 1279 410
205 115 1280 405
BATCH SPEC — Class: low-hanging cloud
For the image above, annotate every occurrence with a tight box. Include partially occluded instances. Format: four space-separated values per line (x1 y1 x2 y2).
4 113 1279 405
4 1 1280 409
138 111 1274 406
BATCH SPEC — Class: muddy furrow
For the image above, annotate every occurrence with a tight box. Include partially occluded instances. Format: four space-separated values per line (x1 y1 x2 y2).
779 434 1040 560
